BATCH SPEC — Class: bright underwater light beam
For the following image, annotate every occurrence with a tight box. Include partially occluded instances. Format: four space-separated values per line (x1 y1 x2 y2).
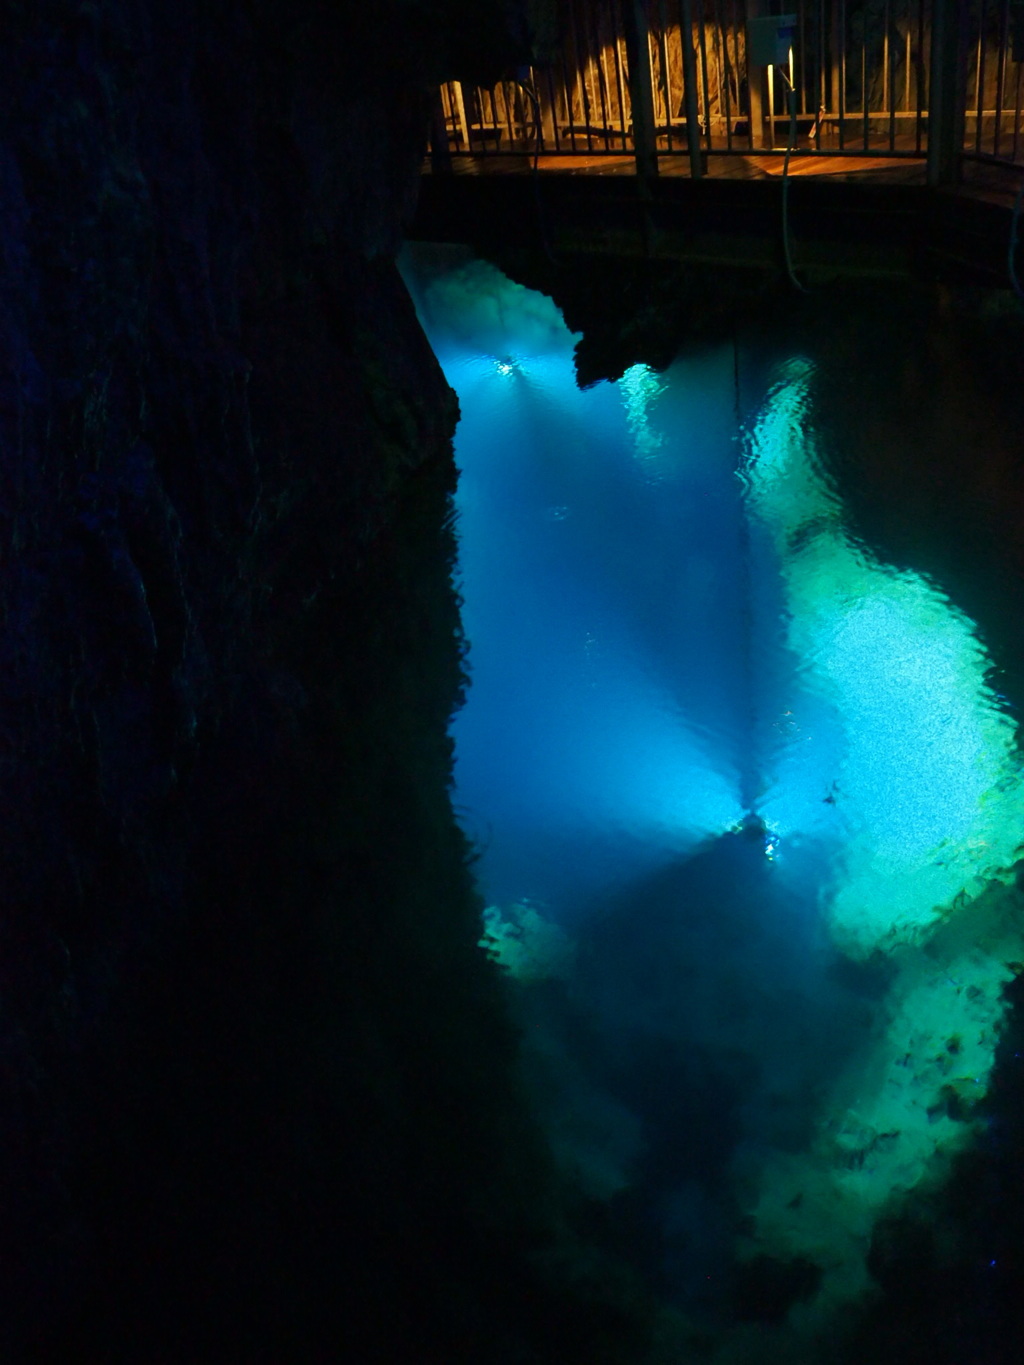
620 363 668 478
449 344 749 967
735 356 1024 1326
410 261 750 906
744 357 1024 956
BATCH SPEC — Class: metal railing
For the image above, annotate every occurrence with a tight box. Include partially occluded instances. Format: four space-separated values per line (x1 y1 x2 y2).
433 0 1024 177
964 0 1024 163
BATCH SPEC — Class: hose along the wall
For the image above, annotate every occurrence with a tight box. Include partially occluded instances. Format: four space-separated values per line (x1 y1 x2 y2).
519 77 558 266
1010 176 1024 302
782 76 808 293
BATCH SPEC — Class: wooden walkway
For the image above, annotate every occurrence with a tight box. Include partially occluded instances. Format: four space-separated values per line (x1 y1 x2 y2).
433 151 929 186
430 149 1024 202
416 151 1024 287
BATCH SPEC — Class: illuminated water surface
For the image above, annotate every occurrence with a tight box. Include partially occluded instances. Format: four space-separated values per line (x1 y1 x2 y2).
402 247 1024 1352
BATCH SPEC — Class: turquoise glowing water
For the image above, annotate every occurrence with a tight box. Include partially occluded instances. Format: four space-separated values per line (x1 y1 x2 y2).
448 341 752 913
401 246 1024 1349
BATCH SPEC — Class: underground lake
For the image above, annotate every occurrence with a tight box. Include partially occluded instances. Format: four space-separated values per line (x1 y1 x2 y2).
402 243 1024 1359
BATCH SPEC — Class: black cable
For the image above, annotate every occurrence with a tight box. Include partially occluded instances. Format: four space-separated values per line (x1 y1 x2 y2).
518 77 558 266
782 74 809 293
1009 175 1024 303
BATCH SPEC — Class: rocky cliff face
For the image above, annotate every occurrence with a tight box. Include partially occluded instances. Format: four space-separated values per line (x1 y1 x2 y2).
0 3 653 1360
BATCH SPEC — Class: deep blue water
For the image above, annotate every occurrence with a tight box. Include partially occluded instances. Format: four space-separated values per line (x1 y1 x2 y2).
449 342 752 913
401 245 1024 1352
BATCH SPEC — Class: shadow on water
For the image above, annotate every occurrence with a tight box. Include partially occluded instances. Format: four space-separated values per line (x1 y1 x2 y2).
532 820 882 1323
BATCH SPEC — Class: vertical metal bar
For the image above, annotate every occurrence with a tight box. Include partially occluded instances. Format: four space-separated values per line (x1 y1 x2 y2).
905 27 911 116
452 82 469 151
730 0 745 145
714 0 734 146
995 0 1011 156
768 62 776 144
977 22 988 133
501 81 513 150
546 67 560 153
656 0 674 150
507 83 518 149
568 0 595 150
838 0 847 147
888 8 897 147
830 0 841 142
818 0 827 147
622 31 638 149
481 87 491 154
697 0 714 145
540 68 559 152
474 86 484 155
477 85 488 154
975 0 987 154
502 82 518 149
916 0 925 152
590 0 613 149
748 0 768 148
862 24 869 148
715 0 731 145
582 51 600 146
487 86 499 155
797 0 807 113
882 0 890 120
679 0 706 168
560 52 580 151
622 0 661 176
451 82 470 152
927 0 966 183
610 0 631 148
476 87 488 155
460 86 470 153
711 7 723 146
1014 55 1023 161
650 24 667 143
578 2 598 143
480 85 494 152
531 66 556 153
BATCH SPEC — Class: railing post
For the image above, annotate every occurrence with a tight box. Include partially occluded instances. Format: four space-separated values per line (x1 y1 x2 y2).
926 0 967 185
622 0 660 180
679 0 706 175
831 0 842 144
746 0 768 148
537 74 557 150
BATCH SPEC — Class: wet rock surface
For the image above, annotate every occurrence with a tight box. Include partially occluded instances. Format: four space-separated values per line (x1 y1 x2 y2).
0 3 656 1360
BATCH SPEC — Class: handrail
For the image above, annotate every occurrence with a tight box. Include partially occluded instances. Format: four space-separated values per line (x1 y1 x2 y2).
433 0 1024 183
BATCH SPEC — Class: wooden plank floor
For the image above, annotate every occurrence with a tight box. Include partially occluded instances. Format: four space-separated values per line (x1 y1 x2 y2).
426 148 1024 206
433 150 928 184
416 148 1023 285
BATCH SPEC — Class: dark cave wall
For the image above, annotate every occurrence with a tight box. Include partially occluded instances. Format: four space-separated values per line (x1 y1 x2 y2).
0 2 649 1360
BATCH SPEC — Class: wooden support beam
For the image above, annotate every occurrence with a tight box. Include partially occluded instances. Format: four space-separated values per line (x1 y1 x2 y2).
622 0 659 180
679 0 705 176
926 0 967 186
746 0 768 149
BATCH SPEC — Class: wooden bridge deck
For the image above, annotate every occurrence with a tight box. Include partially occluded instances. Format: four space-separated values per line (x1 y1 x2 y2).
432 151 929 185
415 152 1023 287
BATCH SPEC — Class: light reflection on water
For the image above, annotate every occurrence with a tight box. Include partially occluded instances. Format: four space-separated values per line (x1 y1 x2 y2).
442 336 753 912
401 246 1024 1345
